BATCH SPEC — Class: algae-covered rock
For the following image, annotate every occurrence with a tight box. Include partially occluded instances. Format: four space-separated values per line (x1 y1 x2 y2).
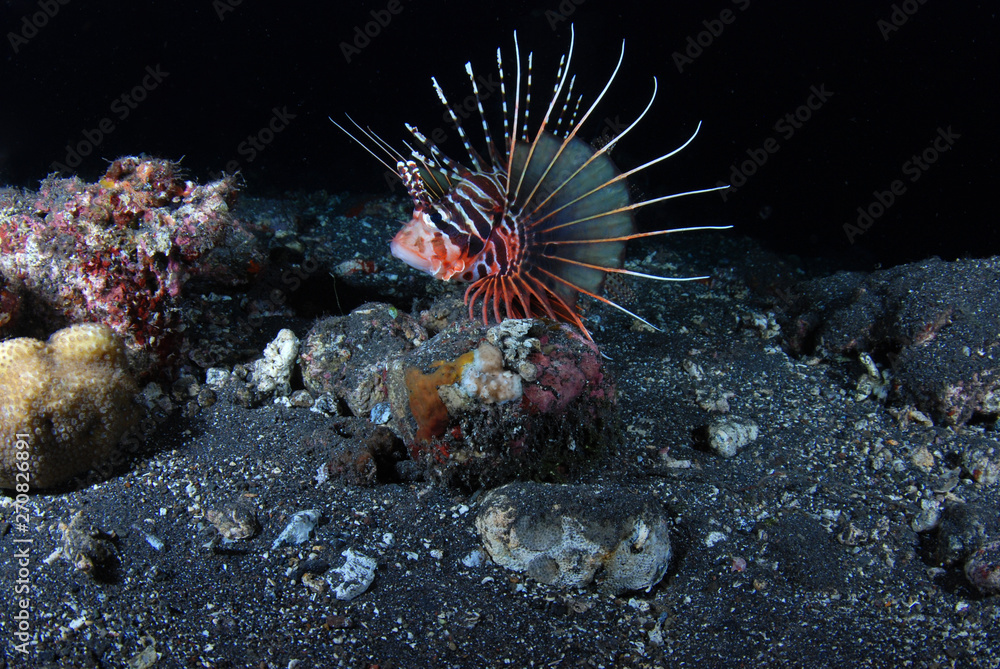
476 481 672 594
386 319 618 488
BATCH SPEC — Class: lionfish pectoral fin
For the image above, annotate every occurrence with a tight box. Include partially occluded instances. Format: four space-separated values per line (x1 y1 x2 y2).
500 131 633 336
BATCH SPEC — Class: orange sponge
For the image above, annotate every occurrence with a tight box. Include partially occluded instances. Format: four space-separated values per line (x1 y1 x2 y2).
404 350 474 443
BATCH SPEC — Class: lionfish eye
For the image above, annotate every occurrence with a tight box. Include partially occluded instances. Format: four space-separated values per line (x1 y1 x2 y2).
427 208 446 230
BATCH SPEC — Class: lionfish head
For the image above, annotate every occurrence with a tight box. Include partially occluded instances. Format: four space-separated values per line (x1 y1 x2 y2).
388 158 468 280
390 205 465 280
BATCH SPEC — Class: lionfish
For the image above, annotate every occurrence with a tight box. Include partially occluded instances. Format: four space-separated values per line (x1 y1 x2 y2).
332 26 729 340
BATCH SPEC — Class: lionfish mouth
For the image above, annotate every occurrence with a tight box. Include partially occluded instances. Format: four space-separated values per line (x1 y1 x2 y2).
389 223 437 276
389 233 432 274
331 25 730 340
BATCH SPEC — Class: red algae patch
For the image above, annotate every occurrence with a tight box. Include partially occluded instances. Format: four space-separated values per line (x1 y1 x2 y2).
0 156 263 376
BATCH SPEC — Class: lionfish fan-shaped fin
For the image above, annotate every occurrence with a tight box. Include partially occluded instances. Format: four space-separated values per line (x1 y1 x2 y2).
509 132 634 315
603 273 636 305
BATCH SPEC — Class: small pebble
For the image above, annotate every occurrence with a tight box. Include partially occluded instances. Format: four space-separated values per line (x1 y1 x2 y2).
271 510 321 549
462 550 486 568
705 531 727 547
205 368 230 387
207 503 260 542
131 526 165 551
706 418 759 458
196 387 217 408
965 540 1000 594
289 390 313 408
370 402 391 424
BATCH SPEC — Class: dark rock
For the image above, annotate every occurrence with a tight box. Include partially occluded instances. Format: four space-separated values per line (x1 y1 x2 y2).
206 502 260 541
299 303 428 417
289 558 331 583
933 502 999 567
780 257 1000 425
308 422 407 486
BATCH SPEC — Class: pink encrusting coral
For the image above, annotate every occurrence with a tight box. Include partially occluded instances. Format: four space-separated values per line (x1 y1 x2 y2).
523 339 608 415
0 157 265 375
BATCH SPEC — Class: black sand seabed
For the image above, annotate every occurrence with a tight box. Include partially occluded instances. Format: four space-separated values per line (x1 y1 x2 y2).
1 193 998 669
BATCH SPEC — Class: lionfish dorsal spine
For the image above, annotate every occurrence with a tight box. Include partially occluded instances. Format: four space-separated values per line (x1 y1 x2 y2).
431 77 485 173
463 61 501 168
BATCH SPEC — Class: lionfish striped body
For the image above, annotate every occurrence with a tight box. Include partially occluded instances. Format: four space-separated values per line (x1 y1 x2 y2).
333 26 728 339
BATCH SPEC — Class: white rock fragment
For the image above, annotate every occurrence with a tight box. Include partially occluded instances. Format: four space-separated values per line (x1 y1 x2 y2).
459 342 522 404
370 402 391 424
311 393 339 416
205 367 230 388
141 529 165 551
484 319 542 382
250 329 300 396
461 549 486 568
704 531 728 548
742 311 781 339
911 498 942 533
706 417 760 458
271 509 321 549
856 352 892 402
326 549 377 601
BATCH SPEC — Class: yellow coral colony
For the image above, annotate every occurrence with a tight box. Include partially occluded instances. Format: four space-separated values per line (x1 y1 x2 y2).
0 324 138 489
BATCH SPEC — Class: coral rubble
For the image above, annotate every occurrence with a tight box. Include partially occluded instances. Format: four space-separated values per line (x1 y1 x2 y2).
0 156 264 375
